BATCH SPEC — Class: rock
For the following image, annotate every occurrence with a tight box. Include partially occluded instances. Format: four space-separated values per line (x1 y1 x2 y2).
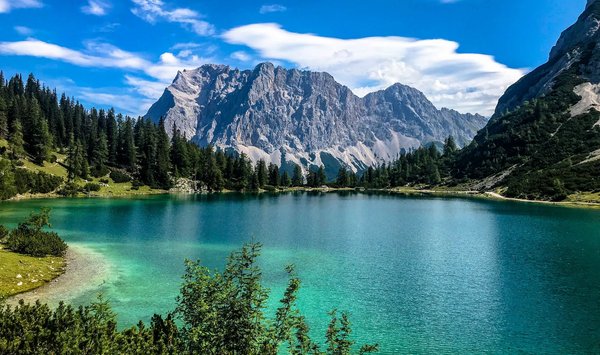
146 63 487 175
16 274 22 279
496 1 600 116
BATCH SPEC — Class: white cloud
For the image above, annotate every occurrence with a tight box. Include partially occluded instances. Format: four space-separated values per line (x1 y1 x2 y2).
14 26 33 35
0 0 43 13
230 50 251 62
223 23 525 115
0 38 212 114
259 4 286 14
131 0 215 36
81 0 110 16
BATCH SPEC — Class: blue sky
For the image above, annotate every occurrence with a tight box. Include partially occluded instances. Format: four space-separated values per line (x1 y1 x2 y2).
0 0 586 116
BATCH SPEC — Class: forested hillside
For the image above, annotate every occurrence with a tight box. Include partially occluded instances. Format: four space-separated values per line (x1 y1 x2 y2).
0 72 310 199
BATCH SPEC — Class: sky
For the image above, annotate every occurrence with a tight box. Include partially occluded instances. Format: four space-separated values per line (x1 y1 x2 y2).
0 0 587 116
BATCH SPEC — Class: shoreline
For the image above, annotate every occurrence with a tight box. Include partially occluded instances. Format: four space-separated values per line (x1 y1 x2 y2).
6 244 112 306
5 185 600 210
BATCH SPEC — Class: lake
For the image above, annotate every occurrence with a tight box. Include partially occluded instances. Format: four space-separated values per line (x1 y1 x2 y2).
1 192 600 353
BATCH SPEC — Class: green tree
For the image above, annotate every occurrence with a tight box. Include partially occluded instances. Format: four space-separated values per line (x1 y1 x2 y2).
281 171 291 187
256 160 268 187
336 168 349 187
317 166 327 186
9 118 25 159
292 164 303 187
268 163 280 187
91 131 109 177
154 118 172 189
0 159 17 199
443 136 458 157
177 243 378 355
0 96 8 139
28 98 51 165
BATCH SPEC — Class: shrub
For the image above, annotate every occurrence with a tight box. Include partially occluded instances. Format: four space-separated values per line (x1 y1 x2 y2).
58 182 80 197
130 180 143 191
0 243 377 354
109 169 131 183
0 225 8 242
82 183 101 192
13 169 63 195
5 208 67 257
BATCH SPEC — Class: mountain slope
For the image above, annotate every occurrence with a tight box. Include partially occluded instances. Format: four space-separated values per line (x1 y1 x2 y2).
146 63 487 176
455 0 600 200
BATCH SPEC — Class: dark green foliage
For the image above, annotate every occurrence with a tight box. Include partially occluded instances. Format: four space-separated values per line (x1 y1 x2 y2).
13 168 63 195
0 298 181 354
0 225 8 242
0 159 17 199
268 163 280 187
292 164 303 186
0 243 376 354
109 168 132 183
356 141 454 189
82 182 101 193
256 160 268 187
58 182 80 197
5 208 67 257
454 67 600 200
176 243 378 354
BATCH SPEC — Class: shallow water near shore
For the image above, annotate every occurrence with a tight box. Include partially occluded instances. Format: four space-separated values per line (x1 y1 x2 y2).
1 192 600 353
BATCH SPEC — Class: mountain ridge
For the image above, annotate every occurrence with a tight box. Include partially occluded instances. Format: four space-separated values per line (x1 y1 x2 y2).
455 1 600 200
146 62 487 175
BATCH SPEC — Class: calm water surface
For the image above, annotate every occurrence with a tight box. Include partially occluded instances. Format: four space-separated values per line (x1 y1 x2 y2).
1 193 599 353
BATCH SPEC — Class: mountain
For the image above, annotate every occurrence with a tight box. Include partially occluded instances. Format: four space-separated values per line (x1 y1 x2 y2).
145 63 487 176
455 0 600 200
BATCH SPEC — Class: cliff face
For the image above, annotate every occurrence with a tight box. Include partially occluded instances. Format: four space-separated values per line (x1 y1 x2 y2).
146 63 487 174
495 0 600 116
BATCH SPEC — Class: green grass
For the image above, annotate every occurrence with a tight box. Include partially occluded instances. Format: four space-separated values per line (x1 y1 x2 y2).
0 245 66 299
21 159 69 178
93 181 165 197
566 192 600 204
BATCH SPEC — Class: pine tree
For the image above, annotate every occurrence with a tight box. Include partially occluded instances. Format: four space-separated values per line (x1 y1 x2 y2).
280 171 291 187
28 98 51 165
0 95 8 139
106 108 118 164
154 118 172 189
292 164 303 187
66 134 88 180
0 158 17 199
443 136 458 157
336 168 349 187
256 160 268 187
268 163 280 187
317 166 326 186
9 118 25 159
118 117 136 172
91 132 109 177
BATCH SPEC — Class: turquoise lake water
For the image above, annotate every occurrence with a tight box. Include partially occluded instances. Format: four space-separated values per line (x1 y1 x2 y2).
1 193 600 353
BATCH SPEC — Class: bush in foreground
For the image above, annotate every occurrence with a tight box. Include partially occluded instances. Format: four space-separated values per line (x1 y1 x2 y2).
0 243 378 354
5 208 67 257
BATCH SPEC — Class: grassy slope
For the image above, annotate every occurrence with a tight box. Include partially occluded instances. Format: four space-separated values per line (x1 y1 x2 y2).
0 139 166 198
0 245 66 298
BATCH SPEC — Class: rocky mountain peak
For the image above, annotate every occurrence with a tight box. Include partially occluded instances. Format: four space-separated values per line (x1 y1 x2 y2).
495 1 600 115
146 63 487 175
